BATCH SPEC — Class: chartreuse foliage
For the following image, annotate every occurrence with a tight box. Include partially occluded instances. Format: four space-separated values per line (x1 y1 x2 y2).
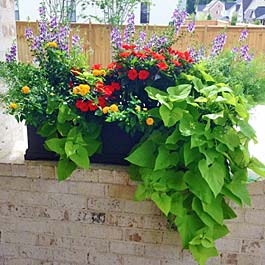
126 64 265 265
38 103 102 181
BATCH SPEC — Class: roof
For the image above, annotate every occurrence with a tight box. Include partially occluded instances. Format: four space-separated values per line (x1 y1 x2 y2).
197 4 206 11
255 6 265 19
225 2 236 10
236 4 240 12
242 0 252 12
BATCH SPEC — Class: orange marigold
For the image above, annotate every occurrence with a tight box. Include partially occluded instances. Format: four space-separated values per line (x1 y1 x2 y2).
10 103 17 109
110 104 119 112
73 86 79 95
146 117 154 126
93 69 101 76
21 86 30 94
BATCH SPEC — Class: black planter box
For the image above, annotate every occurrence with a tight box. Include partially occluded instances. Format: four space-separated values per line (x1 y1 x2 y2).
25 124 141 165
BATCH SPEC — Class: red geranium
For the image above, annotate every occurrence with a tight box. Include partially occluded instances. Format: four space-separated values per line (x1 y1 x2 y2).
138 70 150 80
87 100 98 111
122 44 136 50
128 69 138 80
156 62 168 70
98 96 106 108
92 64 102 70
107 62 116 70
172 60 181 67
95 81 104 92
75 100 89 112
119 52 131 58
135 52 148 59
103 85 114 96
111 82 121 91
152 52 165 60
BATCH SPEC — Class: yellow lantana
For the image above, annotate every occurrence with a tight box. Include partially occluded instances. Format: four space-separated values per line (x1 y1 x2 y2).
146 117 154 126
21 86 30 94
135 106 141 112
78 84 90 96
47 42 58 48
93 69 101 76
100 70 106 76
10 103 17 109
110 104 119 112
102 106 110 114
73 86 79 95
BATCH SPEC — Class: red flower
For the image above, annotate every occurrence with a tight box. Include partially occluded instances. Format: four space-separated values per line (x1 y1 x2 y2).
111 82 121 91
71 68 81 76
138 70 150 80
87 100 98 111
184 51 193 63
172 60 181 67
95 81 104 92
122 44 136 50
156 62 168 70
98 96 106 108
92 64 102 70
135 52 148 59
103 85 114 96
128 69 138 80
76 100 89 112
115 64 123 69
144 48 151 53
152 52 165 60
107 62 116 70
119 52 131 58
69 80 74 88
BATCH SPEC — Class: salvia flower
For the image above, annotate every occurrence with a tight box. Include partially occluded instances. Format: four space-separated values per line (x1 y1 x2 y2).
187 21 195 33
171 8 188 35
239 29 248 42
39 2 46 21
5 43 17 63
25 28 33 41
210 33 227 57
124 13 135 44
111 27 122 49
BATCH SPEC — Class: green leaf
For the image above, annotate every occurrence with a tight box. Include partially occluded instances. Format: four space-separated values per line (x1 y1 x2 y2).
222 200 237 220
83 137 101 156
58 104 75 123
212 224 229 240
57 158 77 181
151 192 172 216
202 195 224 225
57 122 72 136
134 184 150 201
38 122 57 137
192 197 215 227
154 145 176 171
164 171 187 191
235 103 249 119
159 105 183 127
248 157 265 177
69 146 90 169
126 140 156 168
170 192 187 217
167 84 192 102
145 86 172 109
184 170 214 204
189 244 218 265
166 128 181 144
46 96 59 114
175 213 203 248
202 111 224 121
198 159 225 197
45 138 66 155
65 141 78 157
192 77 204 91
184 143 202 166
237 120 256 140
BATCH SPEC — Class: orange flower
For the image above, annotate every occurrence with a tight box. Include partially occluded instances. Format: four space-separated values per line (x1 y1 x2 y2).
47 42 58 48
110 104 118 112
93 69 101 76
21 86 30 94
73 86 79 95
146 117 154 126
79 84 90 96
10 103 17 109
102 106 110 114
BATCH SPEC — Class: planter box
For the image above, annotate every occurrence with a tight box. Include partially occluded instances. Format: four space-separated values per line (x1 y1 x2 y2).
24 124 142 165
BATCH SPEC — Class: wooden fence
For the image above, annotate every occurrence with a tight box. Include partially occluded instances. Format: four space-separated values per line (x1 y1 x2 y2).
16 21 265 67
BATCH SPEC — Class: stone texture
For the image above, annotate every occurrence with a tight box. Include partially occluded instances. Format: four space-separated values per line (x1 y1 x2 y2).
0 162 265 265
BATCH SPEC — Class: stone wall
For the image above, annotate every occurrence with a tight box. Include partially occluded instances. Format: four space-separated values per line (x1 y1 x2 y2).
0 0 27 162
0 161 265 265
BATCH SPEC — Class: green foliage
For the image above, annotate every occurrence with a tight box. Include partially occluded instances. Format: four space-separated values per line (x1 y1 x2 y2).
204 52 265 105
126 64 264 265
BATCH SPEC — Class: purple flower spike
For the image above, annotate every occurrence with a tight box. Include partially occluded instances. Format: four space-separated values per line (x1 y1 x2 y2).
124 13 135 44
111 27 122 49
39 2 46 21
50 16 58 32
25 28 33 40
5 43 17 63
210 33 227 57
187 21 195 33
171 8 188 35
239 29 248 42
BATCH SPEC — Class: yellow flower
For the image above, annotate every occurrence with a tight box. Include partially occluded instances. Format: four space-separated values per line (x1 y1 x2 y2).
93 69 101 76
102 106 110 114
10 103 17 109
100 69 106 76
78 84 90 96
47 42 58 48
21 86 30 94
73 86 79 95
143 108 148 111
135 106 141 112
110 104 119 112
146 117 154 126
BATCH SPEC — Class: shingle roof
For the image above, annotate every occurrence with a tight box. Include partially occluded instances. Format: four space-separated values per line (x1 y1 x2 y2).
197 4 206 11
225 2 236 10
255 6 265 19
